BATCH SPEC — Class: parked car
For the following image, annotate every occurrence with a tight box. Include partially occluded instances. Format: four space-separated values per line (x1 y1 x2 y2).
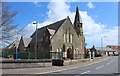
114 54 119 56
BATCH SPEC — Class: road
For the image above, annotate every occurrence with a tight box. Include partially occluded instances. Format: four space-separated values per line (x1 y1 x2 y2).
2 56 120 76
48 56 119 74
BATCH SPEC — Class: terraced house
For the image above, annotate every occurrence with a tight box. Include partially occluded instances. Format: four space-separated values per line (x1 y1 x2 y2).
29 6 86 60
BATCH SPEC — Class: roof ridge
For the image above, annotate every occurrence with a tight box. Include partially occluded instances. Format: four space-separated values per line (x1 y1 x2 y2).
38 18 67 30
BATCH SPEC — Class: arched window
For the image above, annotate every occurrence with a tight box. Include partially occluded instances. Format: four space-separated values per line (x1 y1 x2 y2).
70 34 72 43
64 34 66 42
67 33 69 43
57 49 59 52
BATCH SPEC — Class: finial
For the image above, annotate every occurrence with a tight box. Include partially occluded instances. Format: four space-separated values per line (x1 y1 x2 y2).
77 5 78 7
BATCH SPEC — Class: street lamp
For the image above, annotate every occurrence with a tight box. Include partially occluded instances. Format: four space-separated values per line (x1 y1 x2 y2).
33 21 38 59
15 31 19 60
101 36 107 57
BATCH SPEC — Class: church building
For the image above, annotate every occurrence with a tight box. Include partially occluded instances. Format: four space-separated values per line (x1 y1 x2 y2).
29 6 86 59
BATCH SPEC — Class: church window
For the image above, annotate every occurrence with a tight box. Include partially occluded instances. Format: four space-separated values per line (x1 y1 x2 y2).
64 34 66 42
67 34 69 43
57 49 59 52
70 34 72 43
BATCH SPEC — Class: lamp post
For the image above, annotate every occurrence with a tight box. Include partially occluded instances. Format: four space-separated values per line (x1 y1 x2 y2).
101 36 107 58
15 31 19 60
33 21 37 59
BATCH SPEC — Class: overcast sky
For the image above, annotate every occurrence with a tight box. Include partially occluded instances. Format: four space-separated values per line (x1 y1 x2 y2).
7 0 118 48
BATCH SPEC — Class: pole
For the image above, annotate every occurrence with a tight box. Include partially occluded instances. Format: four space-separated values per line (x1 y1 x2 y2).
101 37 103 58
3 38 5 58
34 21 37 59
16 31 19 60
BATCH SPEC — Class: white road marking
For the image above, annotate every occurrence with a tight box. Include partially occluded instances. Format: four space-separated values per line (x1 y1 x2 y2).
81 71 90 74
108 60 114 64
96 65 104 70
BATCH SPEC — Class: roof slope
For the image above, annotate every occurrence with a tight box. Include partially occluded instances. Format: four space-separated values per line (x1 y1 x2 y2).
30 18 66 43
95 47 116 52
6 40 20 49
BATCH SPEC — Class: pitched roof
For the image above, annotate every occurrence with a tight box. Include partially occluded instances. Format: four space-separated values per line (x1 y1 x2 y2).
6 40 20 49
95 47 116 52
30 18 66 42
106 45 120 51
22 36 32 47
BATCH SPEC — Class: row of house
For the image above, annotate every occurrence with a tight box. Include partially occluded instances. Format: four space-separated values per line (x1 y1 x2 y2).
4 36 32 53
86 45 119 57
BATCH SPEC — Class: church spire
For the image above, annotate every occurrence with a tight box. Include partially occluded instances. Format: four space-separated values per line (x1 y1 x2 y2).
74 6 83 36
74 6 82 25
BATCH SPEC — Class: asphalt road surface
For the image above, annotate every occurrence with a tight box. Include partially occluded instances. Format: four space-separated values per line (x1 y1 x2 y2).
49 56 119 74
2 56 120 76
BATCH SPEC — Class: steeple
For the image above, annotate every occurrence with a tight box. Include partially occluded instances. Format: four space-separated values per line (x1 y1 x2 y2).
74 6 82 26
74 6 83 36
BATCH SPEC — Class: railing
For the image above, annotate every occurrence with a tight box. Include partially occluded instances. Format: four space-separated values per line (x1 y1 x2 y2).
1 52 51 59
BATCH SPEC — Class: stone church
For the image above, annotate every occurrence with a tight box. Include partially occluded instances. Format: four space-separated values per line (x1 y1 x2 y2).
29 6 85 59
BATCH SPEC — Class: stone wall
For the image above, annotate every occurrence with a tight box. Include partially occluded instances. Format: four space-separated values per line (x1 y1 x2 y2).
51 17 85 59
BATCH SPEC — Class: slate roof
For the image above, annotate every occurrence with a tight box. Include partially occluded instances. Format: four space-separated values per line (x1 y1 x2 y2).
22 36 32 47
30 18 67 43
106 45 120 51
6 40 20 49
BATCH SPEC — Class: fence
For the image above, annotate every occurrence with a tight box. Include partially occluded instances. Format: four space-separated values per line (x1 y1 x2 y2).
1 52 51 59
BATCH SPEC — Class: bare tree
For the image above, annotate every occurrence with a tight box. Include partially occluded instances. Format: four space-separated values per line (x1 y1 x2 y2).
0 2 18 47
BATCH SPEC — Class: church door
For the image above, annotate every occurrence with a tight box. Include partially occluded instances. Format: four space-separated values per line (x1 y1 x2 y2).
67 48 70 58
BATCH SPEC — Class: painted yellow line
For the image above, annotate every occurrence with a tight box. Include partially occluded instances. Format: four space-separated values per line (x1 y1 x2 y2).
35 57 112 75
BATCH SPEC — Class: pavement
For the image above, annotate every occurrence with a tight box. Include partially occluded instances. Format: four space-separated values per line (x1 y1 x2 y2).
1 56 120 76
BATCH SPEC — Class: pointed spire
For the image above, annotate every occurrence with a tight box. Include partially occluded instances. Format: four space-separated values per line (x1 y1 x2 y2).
74 6 82 25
